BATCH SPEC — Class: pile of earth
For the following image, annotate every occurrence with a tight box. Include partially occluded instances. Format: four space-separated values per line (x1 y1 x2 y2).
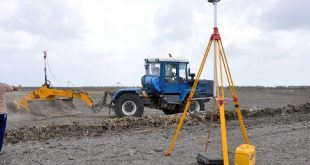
6 99 81 117
5 103 309 144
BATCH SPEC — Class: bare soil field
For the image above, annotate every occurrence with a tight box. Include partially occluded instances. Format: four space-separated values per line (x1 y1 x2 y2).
1 87 310 164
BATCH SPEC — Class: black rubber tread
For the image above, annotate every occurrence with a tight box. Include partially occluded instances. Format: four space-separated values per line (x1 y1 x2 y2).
162 108 180 115
197 101 205 111
162 100 205 115
180 100 205 113
114 93 144 117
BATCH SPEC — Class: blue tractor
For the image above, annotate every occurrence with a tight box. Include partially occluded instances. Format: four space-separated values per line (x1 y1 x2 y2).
111 58 214 117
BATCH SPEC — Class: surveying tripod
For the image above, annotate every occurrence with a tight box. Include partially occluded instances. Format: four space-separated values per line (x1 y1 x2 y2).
165 1 255 165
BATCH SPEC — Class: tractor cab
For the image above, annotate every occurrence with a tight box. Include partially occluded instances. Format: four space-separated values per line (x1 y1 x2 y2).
142 58 191 94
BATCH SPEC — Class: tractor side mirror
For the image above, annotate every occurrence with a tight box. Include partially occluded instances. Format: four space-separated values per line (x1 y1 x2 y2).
190 73 195 80
188 68 195 80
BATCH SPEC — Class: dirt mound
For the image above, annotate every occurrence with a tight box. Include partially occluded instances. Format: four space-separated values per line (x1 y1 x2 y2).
5 103 309 144
27 99 81 117
6 100 81 121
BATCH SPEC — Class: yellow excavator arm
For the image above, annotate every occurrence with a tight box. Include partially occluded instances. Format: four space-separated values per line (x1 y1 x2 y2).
16 85 94 111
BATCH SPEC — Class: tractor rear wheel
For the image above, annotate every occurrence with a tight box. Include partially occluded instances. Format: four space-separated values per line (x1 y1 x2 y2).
114 94 144 117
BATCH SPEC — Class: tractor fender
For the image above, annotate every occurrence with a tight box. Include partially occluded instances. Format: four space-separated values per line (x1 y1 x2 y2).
112 88 142 102
180 89 192 102
180 89 210 103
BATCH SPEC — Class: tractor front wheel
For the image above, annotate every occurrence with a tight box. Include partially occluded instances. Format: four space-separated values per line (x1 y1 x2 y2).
181 100 205 113
114 94 144 117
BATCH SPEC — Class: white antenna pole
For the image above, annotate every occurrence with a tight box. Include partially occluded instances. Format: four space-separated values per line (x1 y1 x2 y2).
213 2 218 98
214 2 217 27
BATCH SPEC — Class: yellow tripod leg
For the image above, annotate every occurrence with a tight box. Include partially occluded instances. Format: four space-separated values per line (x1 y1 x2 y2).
215 39 229 165
165 39 213 156
218 39 249 144
219 103 229 165
235 105 249 144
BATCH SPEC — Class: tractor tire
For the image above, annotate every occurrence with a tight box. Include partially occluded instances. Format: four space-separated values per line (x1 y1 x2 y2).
162 108 180 115
114 93 144 117
181 100 205 113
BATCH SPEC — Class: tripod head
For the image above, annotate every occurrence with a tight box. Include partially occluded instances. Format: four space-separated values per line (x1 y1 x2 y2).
208 0 220 3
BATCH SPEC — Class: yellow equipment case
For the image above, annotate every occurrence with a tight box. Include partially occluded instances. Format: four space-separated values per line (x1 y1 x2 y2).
234 144 256 165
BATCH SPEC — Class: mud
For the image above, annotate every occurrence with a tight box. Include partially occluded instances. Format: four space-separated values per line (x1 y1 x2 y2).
1 87 310 164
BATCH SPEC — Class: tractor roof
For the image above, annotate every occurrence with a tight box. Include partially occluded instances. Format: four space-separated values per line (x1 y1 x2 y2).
145 58 189 63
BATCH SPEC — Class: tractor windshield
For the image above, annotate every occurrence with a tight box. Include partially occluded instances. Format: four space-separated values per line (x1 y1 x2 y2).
145 63 160 76
179 63 187 83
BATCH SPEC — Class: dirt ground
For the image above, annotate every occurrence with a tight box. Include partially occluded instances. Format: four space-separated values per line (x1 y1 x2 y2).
1 87 310 164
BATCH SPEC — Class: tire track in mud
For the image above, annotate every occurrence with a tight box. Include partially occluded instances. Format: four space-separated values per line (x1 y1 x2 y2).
5 103 310 144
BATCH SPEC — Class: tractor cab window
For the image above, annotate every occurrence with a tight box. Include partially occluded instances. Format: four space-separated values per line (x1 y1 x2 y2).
146 63 160 76
179 63 187 83
165 64 177 83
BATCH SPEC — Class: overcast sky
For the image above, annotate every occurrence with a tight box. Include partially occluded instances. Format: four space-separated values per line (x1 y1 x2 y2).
0 0 309 87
